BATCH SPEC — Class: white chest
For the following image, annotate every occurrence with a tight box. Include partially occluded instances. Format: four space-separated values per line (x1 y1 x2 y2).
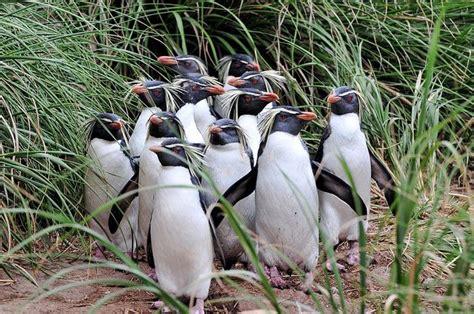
238 115 259 165
176 103 204 144
129 107 160 156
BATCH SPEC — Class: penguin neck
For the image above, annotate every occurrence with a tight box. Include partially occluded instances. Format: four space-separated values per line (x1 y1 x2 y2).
237 115 260 162
329 113 361 137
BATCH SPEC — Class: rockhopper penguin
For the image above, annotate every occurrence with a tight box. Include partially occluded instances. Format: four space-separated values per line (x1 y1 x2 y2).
314 86 397 271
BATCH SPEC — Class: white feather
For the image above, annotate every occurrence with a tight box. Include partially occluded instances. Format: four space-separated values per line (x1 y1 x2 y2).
256 132 319 271
150 166 213 299
194 99 216 144
237 115 260 166
84 139 138 252
129 107 160 156
176 103 205 144
202 142 255 261
318 113 371 245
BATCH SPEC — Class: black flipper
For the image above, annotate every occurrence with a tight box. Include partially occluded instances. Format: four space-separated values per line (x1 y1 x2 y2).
312 161 367 216
369 149 397 214
313 125 331 163
108 171 139 234
210 165 258 228
146 223 155 268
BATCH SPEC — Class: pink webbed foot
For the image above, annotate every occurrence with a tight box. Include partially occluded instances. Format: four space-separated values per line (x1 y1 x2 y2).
150 300 165 310
265 265 288 289
347 241 360 266
93 246 106 259
147 269 158 282
190 299 205 314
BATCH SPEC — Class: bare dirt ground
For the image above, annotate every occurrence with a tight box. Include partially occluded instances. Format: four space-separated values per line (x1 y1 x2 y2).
0 219 394 313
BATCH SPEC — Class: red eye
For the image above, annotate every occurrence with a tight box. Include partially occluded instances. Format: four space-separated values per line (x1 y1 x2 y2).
346 95 353 102
152 89 161 96
172 147 180 154
243 95 252 103
279 114 288 121
192 85 200 91
184 61 191 67
251 79 258 84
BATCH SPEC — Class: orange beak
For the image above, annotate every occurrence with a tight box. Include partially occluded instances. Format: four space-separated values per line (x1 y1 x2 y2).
246 62 260 71
158 56 178 65
209 126 222 134
328 93 341 104
227 77 246 87
297 112 317 121
258 92 279 102
149 145 162 153
149 115 163 125
206 85 225 95
131 84 147 95
110 121 123 130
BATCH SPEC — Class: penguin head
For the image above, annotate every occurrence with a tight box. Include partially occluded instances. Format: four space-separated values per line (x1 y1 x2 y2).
228 71 265 91
218 54 260 81
131 80 167 108
158 54 207 76
235 88 279 117
328 86 359 115
89 113 124 141
175 74 225 104
150 139 205 170
259 106 317 140
148 111 185 139
208 119 242 145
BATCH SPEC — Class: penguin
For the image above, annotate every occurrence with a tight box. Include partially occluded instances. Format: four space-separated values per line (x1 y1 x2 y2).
84 113 139 258
314 86 396 271
228 70 287 113
158 54 208 76
216 88 279 163
148 139 213 313
129 80 182 156
173 74 225 144
217 54 260 83
214 106 367 290
137 111 186 268
227 70 286 94
201 119 255 269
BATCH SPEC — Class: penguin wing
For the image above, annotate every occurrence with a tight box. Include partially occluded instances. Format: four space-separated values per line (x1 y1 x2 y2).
312 161 367 216
313 125 331 163
369 149 397 214
108 171 140 234
210 165 258 227
146 222 155 268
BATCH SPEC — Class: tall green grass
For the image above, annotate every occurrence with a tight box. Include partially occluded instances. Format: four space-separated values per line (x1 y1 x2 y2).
1 0 472 312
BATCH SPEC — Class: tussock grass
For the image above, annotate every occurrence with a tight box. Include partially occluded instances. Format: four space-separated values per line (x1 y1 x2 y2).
1 1 471 312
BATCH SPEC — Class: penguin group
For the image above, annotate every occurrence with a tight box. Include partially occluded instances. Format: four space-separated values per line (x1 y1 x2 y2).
83 53 397 312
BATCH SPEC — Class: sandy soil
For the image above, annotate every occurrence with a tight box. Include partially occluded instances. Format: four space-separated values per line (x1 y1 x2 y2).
0 224 393 313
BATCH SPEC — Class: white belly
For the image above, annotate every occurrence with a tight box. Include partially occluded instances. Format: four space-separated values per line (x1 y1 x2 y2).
255 132 319 271
150 167 213 299
137 136 168 250
84 139 138 252
129 107 160 156
203 143 255 260
194 99 216 144
238 115 260 166
176 103 204 144
319 113 371 244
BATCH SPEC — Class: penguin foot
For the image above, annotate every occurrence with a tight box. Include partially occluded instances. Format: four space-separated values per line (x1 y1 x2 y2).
150 300 167 310
147 269 158 282
265 265 288 289
298 271 315 293
93 246 107 259
325 259 346 272
190 298 205 314
347 241 360 266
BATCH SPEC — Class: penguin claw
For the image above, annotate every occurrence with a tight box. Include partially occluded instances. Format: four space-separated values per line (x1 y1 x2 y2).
265 265 288 289
147 270 158 282
347 252 360 266
325 259 346 272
